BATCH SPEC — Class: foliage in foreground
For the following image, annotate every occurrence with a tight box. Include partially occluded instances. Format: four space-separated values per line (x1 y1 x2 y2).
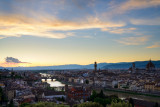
24 102 69 107
108 101 132 107
73 102 103 107
89 90 122 107
0 87 8 102
22 102 103 107
20 101 133 107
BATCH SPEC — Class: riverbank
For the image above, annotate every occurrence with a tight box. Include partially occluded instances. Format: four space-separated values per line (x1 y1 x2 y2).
57 79 160 98
104 88 160 98
42 78 160 103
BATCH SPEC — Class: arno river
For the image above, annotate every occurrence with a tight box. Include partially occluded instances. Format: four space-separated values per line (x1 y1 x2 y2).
42 78 160 103
42 79 65 91
104 90 160 103
42 79 65 87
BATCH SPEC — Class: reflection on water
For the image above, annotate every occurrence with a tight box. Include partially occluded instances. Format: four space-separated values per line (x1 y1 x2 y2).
42 79 65 87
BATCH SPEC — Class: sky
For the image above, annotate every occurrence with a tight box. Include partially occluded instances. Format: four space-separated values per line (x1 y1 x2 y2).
0 0 160 67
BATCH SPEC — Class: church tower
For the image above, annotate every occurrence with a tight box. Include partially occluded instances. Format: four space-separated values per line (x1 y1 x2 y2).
93 61 97 87
94 61 97 72
132 62 136 73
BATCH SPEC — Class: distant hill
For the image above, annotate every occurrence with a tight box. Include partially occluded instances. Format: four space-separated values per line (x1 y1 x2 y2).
102 60 160 69
0 66 4 69
4 60 160 70
6 63 108 70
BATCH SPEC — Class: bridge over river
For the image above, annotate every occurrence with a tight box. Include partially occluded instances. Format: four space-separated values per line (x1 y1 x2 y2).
40 73 57 81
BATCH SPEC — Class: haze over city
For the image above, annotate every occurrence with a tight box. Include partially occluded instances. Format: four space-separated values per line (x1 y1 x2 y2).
0 0 160 67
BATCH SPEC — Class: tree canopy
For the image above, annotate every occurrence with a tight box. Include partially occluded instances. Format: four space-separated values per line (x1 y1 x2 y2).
89 90 122 107
23 102 69 107
73 102 103 107
108 101 132 107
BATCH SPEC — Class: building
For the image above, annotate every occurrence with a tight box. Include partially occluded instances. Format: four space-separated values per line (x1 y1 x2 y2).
5 89 15 101
146 60 155 72
65 86 91 102
93 62 97 87
129 63 136 73
129 60 156 73
44 91 66 99
144 83 155 91
154 85 160 91
0 82 5 88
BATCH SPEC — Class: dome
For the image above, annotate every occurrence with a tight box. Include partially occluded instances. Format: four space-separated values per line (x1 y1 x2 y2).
146 60 155 69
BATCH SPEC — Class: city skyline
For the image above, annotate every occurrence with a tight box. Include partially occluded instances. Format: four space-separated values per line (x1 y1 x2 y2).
0 0 160 67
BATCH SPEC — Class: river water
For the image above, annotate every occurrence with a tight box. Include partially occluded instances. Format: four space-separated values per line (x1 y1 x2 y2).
104 90 160 103
42 78 160 103
40 72 160 103
42 79 65 91
42 79 65 87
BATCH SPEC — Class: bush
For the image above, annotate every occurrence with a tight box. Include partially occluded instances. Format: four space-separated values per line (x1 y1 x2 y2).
24 102 69 107
73 102 103 107
108 101 131 107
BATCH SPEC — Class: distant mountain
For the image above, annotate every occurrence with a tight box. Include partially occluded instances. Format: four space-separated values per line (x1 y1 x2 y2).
0 66 4 69
5 60 160 70
102 60 160 69
6 63 108 70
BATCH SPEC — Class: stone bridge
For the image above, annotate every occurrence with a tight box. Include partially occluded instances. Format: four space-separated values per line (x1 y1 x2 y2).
41 75 58 81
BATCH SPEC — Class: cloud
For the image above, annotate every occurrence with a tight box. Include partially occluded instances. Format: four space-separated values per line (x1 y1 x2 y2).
116 36 150 45
121 0 160 13
118 0 160 13
102 27 136 34
146 42 160 48
5 57 29 63
104 0 160 17
0 15 125 39
0 57 31 67
130 17 160 25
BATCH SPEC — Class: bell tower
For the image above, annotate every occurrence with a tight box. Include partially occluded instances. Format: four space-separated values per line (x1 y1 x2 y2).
94 61 97 72
132 62 136 73
93 61 97 87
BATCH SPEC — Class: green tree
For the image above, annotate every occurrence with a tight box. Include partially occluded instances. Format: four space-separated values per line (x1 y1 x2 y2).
97 90 105 98
109 95 121 103
57 96 65 102
108 101 131 107
73 102 103 107
0 87 8 102
90 90 97 101
24 102 69 107
105 98 112 105
11 72 14 78
129 98 134 107
20 103 30 107
94 97 106 107
0 87 2 101
94 97 114 107
8 99 14 107
85 80 89 84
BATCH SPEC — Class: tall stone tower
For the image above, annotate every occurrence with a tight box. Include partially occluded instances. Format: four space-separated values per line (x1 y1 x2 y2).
94 61 97 72
93 62 97 88
132 62 136 73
